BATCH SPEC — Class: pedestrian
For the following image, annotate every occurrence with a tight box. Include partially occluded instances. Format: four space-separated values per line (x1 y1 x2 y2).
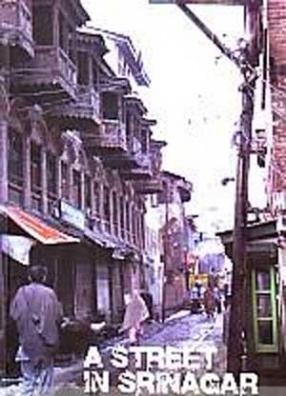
10 265 63 396
213 286 222 314
203 287 216 320
120 290 150 345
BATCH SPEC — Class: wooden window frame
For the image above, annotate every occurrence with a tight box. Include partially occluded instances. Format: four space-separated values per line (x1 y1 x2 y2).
30 141 42 211
61 161 69 201
251 266 278 353
72 169 81 210
8 129 24 204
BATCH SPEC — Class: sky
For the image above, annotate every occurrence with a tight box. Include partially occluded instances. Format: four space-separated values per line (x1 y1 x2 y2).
81 0 246 232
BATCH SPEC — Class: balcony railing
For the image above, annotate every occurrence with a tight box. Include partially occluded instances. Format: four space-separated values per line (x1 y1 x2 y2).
99 120 127 151
75 86 100 121
134 178 164 194
0 0 34 56
17 46 77 98
51 86 100 126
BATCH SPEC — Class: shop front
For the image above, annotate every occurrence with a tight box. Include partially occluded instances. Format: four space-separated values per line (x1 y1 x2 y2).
219 218 286 384
0 205 79 376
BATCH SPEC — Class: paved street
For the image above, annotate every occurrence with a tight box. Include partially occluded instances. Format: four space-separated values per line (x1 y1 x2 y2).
0 311 226 395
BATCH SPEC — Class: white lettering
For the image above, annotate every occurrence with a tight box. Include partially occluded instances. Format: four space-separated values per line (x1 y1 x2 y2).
110 346 128 368
83 370 109 393
136 371 156 394
240 373 259 395
200 373 221 395
220 373 239 395
84 346 103 368
165 346 182 370
181 371 201 395
118 370 136 393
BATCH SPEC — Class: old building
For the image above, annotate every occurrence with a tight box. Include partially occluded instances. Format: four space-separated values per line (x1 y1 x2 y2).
174 0 286 381
157 171 192 315
217 0 286 383
0 0 169 376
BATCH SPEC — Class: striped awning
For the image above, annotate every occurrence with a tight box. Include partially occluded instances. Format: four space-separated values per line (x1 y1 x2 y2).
0 205 79 245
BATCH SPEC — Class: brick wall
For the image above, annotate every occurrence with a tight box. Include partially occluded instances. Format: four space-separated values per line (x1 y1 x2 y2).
268 0 286 193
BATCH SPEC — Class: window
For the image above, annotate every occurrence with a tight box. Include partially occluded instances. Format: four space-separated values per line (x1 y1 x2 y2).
61 162 69 200
126 201 130 241
103 186 110 232
8 130 24 185
47 152 57 196
92 61 99 88
33 6 53 45
78 51 89 85
85 175 92 212
93 181 101 229
101 92 119 120
59 14 71 54
140 213 145 249
8 129 24 204
72 170 82 209
120 197 125 239
251 267 278 353
112 191 118 236
31 142 41 191
132 207 137 245
47 152 58 213
31 142 42 211
141 129 148 154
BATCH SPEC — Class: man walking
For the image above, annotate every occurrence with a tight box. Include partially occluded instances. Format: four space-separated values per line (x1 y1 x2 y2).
10 265 62 395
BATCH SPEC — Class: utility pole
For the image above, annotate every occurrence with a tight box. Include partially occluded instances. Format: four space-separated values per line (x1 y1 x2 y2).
175 0 259 376
161 179 170 322
227 1 259 376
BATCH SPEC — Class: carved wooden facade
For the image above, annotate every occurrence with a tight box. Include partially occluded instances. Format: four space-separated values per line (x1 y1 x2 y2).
0 0 166 375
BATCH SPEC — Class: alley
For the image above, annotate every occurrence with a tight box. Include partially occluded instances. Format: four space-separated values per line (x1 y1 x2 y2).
60 311 226 395
0 311 226 395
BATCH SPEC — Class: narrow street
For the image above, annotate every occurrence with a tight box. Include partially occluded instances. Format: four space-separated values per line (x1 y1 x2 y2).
0 311 226 395
57 311 226 395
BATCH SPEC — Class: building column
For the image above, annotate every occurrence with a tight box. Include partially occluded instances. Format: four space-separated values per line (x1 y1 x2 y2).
68 166 73 203
57 160 62 200
110 189 114 235
116 192 121 238
23 136 31 209
41 147 48 215
80 172 85 211
0 121 8 204
98 182 104 231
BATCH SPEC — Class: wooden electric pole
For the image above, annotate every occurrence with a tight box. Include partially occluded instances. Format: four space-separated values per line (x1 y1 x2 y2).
175 0 259 376
161 179 170 323
227 1 259 376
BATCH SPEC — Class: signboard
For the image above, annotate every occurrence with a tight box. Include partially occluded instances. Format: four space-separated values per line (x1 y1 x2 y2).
188 273 209 288
60 200 85 231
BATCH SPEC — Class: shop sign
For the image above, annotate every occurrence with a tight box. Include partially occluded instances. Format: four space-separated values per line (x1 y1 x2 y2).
60 200 85 231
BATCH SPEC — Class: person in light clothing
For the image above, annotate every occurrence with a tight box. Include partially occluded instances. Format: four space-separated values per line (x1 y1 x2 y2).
120 290 150 345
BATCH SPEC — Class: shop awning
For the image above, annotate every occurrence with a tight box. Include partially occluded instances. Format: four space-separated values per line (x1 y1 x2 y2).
0 206 80 244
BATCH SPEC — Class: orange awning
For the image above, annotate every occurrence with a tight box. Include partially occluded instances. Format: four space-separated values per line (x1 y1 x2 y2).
0 206 80 245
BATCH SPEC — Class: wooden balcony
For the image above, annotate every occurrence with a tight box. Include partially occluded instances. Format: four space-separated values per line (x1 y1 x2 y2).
14 45 77 99
133 178 164 194
50 86 101 130
83 119 128 157
0 0 34 58
99 120 127 150
120 152 153 180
